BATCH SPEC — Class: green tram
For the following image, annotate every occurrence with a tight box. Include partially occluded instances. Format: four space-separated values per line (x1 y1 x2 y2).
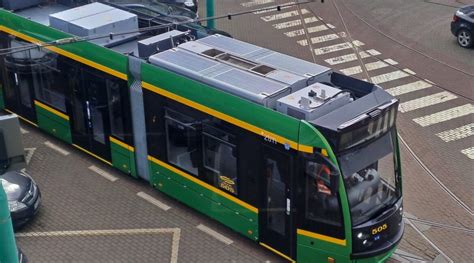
0 2 403 262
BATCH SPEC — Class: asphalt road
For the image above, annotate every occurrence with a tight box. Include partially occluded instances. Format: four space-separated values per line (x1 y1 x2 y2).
15 123 282 262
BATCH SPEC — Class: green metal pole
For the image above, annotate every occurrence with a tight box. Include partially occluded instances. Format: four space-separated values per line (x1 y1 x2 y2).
0 186 18 263
206 0 215 29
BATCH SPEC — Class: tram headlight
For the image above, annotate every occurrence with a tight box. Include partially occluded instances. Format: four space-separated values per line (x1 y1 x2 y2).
362 239 373 247
356 232 369 240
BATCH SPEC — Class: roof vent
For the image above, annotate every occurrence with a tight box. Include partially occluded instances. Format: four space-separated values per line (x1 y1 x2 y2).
202 48 225 58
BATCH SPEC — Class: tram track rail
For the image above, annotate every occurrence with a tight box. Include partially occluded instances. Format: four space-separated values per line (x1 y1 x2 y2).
403 216 474 233
398 135 473 216
404 218 454 263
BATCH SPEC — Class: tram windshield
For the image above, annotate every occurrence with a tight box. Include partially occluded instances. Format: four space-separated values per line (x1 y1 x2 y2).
338 129 401 226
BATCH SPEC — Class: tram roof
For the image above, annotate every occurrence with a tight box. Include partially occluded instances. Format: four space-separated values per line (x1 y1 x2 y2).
7 1 397 129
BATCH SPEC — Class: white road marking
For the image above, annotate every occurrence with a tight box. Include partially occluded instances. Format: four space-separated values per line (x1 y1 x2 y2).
20 127 29 134
44 141 70 156
137 191 171 211
16 228 181 263
284 24 329 37
297 33 340 46
170 229 181 263
386 81 432 96
272 17 318 30
371 70 410 85
384 58 399 65
324 50 378 65
424 79 436 85
403 68 416 75
24 148 36 165
313 40 364 55
366 49 381 56
15 228 180 237
340 60 389 76
436 123 474 142
196 224 233 245
242 0 274 7
399 92 457 113
88 165 118 182
261 9 309 22
253 2 294 14
461 147 474 159
412 104 474 127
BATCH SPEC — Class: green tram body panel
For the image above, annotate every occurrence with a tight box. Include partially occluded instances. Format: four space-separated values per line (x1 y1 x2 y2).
149 160 259 241
35 104 72 144
0 7 402 262
110 140 138 178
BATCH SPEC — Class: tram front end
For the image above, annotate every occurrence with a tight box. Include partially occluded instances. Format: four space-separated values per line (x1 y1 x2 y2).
296 73 403 263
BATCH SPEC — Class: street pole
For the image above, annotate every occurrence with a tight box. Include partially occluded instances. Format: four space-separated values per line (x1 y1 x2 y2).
206 0 215 29
0 185 18 263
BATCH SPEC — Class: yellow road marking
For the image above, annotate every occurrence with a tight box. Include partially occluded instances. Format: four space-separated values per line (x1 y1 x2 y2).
16 228 181 263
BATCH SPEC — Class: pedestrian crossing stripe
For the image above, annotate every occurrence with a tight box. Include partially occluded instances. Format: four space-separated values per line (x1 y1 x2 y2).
436 123 474 142
386 81 432 96
273 17 318 30
261 9 309 22
413 104 474 127
399 92 457 113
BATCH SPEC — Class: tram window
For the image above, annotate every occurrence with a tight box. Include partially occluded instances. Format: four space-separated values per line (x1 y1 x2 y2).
264 157 287 236
305 159 343 227
107 79 125 140
33 52 66 112
202 125 238 195
6 37 66 111
165 108 199 175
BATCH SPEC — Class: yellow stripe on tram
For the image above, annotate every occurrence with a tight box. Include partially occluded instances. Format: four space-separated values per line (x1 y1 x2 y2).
34 100 69 121
73 144 112 166
148 155 258 214
142 82 314 154
0 26 316 154
109 136 135 152
297 229 347 246
0 26 127 81
3 108 38 127
259 242 295 263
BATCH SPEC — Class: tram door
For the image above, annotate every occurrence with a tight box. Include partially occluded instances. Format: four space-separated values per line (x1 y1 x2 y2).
69 67 111 161
2 61 37 123
261 145 294 259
